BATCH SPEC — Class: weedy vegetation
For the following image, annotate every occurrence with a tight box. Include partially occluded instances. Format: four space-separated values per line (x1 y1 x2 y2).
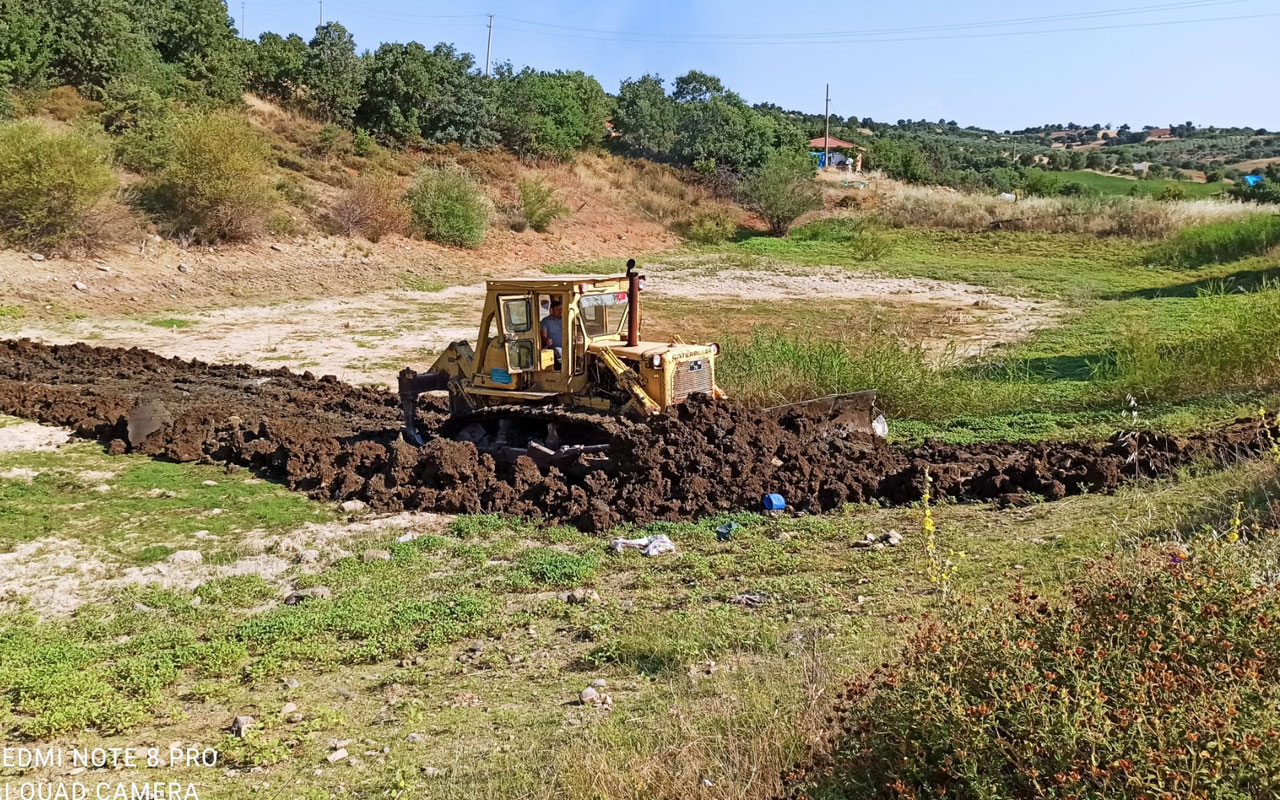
403 167 490 248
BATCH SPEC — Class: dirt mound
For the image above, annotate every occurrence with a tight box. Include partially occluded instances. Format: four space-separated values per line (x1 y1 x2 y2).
1 340 1275 530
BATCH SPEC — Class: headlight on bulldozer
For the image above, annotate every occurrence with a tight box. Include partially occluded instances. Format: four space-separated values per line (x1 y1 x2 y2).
651 354 663 368
710 342 721 355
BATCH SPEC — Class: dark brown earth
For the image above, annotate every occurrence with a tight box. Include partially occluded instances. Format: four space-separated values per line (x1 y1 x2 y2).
1 339 1275 531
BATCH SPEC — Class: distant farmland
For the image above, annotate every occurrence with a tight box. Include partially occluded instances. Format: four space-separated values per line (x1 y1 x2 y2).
1058 169 1227 198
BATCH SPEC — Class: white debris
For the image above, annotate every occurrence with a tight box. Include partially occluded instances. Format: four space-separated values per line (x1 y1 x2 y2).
608 534 675 557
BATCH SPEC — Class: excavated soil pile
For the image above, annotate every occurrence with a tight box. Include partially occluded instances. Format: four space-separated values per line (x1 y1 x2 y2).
1 340 1275 530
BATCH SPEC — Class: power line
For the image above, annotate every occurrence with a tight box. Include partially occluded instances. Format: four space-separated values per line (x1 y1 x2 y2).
494 8 1278 46
494 0 1248 42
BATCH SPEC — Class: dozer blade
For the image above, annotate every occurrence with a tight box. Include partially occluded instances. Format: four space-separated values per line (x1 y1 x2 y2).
398 369 452 446
762 390 886 438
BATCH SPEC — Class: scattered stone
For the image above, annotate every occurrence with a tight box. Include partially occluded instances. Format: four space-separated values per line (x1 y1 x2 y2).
287 712 304 724
72 281 88 292
190 596 202 607
728 592 769 608
339 499 367 513
167 550 203 565
68 768 86 777
133 602 151 612
284 678 300 689
270 244 285 252
96 264 112 272
556 587 601 605
884 529 903 546
467 641 485 654
422 766 447 778
361 548 391 562
297 549 321 564
590 678 608 689
177 263 190 274
230 716 254 738
202 480 218 486
579 687 600 706
406 733 422 743
326 749 347 764
28 253 45 261
284 585 332 604
281 702 298 716
90 483 111 493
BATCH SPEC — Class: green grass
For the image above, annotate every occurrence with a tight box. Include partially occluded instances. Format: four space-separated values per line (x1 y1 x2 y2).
146 317 194 329
398 273 447 292
1044 169 1226 198
0 442 333 558
0 451 1272 796
1148 214 1280 267
0 304 24 319
542 257 629 275
704 228 1280 442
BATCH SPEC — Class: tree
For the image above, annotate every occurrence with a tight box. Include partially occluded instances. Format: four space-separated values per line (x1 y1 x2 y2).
357 42 494 147
613 74 677 156
0 0 55 91
248 32 307 101
672 70 724 103
49 0 160 92
492 66 607 160
143 0 247 103
738 149 821 236
303 22 363 124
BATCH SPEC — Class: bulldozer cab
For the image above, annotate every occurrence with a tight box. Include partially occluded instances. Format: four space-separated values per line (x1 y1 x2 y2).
473 276 632 395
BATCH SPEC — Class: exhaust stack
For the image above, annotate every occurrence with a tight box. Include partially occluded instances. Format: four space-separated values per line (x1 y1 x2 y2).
626 258 640 347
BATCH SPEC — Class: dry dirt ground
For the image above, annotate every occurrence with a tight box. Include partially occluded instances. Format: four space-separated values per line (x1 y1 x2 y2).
3 254 1062 387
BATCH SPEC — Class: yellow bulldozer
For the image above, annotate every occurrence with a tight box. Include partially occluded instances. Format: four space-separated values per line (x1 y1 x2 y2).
398 260 881 464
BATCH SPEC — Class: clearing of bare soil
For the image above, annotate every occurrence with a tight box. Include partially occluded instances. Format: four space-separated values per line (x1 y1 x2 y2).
0 340 1273 532
5 261 1061 386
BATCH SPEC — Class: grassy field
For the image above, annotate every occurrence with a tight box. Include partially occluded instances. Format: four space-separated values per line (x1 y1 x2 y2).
714 223 1280 442
2 430 1275 797
1052 169 1226 198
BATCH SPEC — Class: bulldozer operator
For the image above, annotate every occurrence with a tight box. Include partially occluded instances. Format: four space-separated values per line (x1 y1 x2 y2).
541 298 564 368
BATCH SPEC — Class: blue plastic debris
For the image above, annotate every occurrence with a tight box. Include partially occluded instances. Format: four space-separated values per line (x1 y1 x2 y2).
1243 174 1265 187
715 522 739 541
762 493 786 511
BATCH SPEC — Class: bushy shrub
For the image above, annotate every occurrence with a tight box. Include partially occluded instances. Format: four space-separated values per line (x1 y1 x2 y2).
330 170 408 241
516 176 569 233
352 127 375 157
0 120 116 250
738 149 822 236
148 112 276 242
787 540 1280 800
403 168 489 248
682 211 737 244
1149 215 1280 267
788 216 892 260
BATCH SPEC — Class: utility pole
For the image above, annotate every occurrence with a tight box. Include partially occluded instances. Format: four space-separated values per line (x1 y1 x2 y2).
319 0 323 26
240 1 245 33
485 15 494 77
823 83 831 171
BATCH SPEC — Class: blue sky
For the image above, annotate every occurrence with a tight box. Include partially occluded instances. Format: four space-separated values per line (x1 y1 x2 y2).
241 0 1279 131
